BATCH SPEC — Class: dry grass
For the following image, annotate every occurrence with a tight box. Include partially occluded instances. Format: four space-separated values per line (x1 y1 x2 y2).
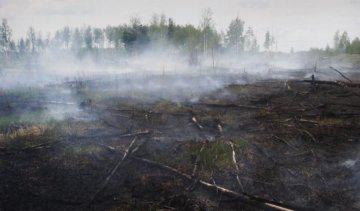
0 125 47 140
152 100 183 113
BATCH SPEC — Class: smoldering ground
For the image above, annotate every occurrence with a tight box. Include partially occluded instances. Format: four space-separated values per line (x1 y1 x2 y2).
2 45 360 211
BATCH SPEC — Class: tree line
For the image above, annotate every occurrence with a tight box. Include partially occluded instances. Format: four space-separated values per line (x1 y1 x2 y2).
1 10 359 57
330 30 360 54
0 10 277 57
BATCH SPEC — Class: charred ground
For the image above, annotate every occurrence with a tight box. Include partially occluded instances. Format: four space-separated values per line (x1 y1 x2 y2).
1 70 360 210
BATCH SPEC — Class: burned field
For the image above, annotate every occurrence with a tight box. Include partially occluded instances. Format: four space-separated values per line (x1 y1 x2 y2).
1 71 360 210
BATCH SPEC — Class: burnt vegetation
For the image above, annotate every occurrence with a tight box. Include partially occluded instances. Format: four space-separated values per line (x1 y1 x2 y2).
1 69 360 210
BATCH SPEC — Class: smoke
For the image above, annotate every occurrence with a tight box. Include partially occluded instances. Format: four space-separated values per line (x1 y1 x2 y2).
1 46 358 123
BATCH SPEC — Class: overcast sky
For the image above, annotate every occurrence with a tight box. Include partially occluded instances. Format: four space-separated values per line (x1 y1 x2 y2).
1 0 359 51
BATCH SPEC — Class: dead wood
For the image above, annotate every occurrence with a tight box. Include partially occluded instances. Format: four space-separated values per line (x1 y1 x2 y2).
301 79 360 88
195 103 264 110
329 66 353 83
298 119 319 125
229 140 244 192
149 111 189 116
119 130 151 137
96 144 306 210
191 141 207 178
272 135 291 146
302 113 360 118
108 113 131 118
40 101 77 105
299 129 317 143
216 122 223 134
129 155 309 211
23 143 52 150
325 102 360 108
59 130 151 141
191 116 204 130
284 80 292 91
87 136 138 204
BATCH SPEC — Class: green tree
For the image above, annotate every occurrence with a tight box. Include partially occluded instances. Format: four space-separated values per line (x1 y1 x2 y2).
71 28 83 50
62 26 71 48
347 37 360 54
121 23 150 53
264 31 275 52
93 28 104 48
148 13 168 48
338 31 350 53
244 27 258 52
0 19 12 53
226 17 245 55
167 18 175 41
84 26 93 49
199 8 214 54
333 30 340 51
36 32 44 51
18 38 27 53
122 27 137 52
27 27 36 52
172 24 201 52
264 31 271 51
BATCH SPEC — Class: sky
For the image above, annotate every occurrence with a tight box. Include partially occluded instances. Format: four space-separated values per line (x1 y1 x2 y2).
0 0 359 52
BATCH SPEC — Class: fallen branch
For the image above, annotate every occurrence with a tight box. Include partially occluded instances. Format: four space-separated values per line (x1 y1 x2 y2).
119 130 151 137
191 116 204 130
94 145 308 210
0 142 53 156
191 141 207 178
301 80 360 88
88 136 138 203
299 119 319 125
229 140 244 192
23 143 52 151
216 122 223 135
299 129 317 143
59 130 151 141
129 155 308 211
40 101 77 105
329 66 352 83
195 103 264 110
272 135 291 147
325 102 360 108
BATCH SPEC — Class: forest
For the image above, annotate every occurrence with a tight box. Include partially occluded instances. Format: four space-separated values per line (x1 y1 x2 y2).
1 10 359 64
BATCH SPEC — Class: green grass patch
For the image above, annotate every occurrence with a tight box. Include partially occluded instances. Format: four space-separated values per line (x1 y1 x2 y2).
175 137 249 179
